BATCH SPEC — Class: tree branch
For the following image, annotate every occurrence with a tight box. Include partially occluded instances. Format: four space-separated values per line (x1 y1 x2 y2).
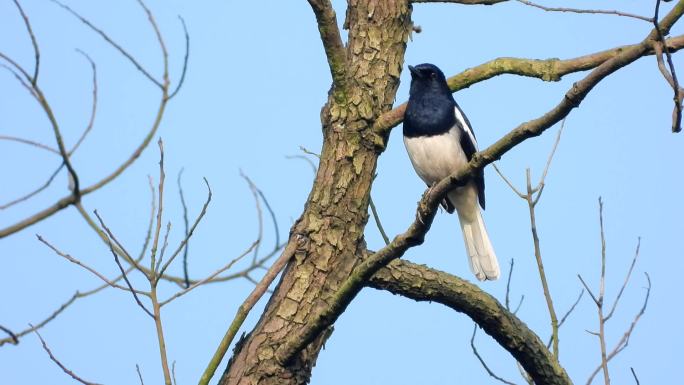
374 34 684 135
274 1 684 368
369 259 569 385
307 0 347 97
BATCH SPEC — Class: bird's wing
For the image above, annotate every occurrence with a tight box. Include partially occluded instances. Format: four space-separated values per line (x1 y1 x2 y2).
454 104 486 209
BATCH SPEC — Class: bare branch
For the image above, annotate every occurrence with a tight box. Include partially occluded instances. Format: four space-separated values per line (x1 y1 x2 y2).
0 325 18 345
630 367 640 385
149 139 167 276
604 238 641 322
0 164 63 210
93 211 155 319
177 169 191 288
69 50 98 155
199 241 298 385
50 0 162 88
0 3 173 239
533 118 565 195
585 274 651 385
0 135 58 154
241 172 264 265
514 0 652 22
91 208 147 277
578 274 599 305
548 289 584 348
36 235 150 296
32 326 103 385
471 325 519 385
369 195 390 245
168 16 189 100
156 178 212 281
159 240 258 307
11 0 40 84
136 364 145 385
492 164 526 198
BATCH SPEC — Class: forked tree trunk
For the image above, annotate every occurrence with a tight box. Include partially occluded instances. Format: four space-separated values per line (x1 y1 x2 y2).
219 1 412 384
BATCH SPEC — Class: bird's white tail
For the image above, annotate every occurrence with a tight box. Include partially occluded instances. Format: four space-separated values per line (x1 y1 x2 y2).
458 210 500 281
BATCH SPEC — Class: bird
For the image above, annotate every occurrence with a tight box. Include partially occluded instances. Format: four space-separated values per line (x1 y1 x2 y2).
402 63 500 281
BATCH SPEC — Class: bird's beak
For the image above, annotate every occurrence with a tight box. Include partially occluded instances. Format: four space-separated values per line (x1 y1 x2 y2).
408 65 420 78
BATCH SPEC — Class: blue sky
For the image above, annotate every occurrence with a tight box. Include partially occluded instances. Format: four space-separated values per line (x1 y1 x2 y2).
1 1 682 384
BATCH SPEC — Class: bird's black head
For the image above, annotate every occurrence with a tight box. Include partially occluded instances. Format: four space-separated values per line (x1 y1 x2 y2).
408 63 451 97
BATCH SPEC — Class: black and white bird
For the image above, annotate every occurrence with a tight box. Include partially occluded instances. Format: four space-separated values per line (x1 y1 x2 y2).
403 63 500 281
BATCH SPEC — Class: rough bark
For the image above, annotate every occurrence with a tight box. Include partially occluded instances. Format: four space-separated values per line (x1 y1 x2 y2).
218 1 412 384
368 259 570 385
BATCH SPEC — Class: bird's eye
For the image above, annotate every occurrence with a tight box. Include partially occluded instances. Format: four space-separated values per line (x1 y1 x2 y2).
430 72 437 78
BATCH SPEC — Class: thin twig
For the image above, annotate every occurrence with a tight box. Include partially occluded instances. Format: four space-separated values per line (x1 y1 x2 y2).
630 367 640 385
0 164 63 210
578 274 599 305
135 0 168 88
199 241 297 385
369 196 390 245
156 222 172 273
172 361 178 385
36 235 149 296
604 238 641 322
515 0 652 22
585 274 651 385
654 0 683 133
168 16 189 100
470 325 519 385
0 252 145 347
0 135 58 154
0 325 18 345
50 0 162 88
150 139 166 277
177 169 191 288
285 155 318 174
548 289 584 348
92 208 147 277
525 168 559 357
159 240 258 306
241 172 264 265
156 178 212 282
11 0 40 84
492 164 526 198
505 259 513 310
136 364 145 385
94 212 155 319
595 197 610 385
32 326 103 385
70 50 98 155
533 118 565 195
256 187 280 254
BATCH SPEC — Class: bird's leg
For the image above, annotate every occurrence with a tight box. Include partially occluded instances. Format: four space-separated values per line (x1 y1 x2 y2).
417 183 436 225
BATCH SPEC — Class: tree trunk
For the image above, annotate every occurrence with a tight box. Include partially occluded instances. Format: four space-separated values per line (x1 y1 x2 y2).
219 1 412 384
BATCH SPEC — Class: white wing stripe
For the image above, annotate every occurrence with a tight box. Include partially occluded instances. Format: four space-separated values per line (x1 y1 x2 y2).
454 106 478 149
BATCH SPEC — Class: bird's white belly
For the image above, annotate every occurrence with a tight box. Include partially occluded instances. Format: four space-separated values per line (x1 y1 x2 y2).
403 126 468 186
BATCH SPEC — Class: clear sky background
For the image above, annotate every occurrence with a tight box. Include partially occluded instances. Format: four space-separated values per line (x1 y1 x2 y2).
1 1 682 384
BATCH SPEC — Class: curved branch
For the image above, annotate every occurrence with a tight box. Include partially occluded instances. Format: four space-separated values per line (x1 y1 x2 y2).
374 34 684 135
369 259 569 385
